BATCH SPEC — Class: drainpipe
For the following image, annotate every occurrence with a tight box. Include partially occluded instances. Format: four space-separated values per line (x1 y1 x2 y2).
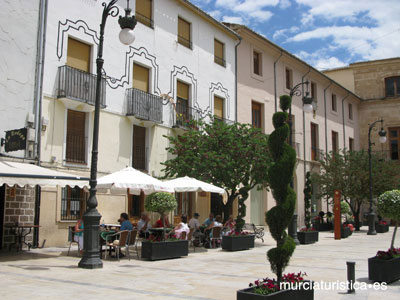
273 51 283 112
33 0 48 248
342 93 350 148
324 81 333 154
301 68 311 181
234 37 242 122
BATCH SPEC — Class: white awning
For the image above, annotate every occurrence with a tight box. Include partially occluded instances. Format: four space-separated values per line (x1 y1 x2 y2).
164 176 225 195
0 161 89 188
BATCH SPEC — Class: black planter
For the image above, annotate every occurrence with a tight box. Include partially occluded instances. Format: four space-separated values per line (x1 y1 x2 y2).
297 231 319 244
315 222 333 231
341 227 351 238
141 240 188 261
222 235 255 251
376 224 389 233
368 256 400 283
237 281 314 300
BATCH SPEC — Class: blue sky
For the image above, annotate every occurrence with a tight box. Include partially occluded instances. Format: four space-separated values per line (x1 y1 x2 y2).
190 0 400 70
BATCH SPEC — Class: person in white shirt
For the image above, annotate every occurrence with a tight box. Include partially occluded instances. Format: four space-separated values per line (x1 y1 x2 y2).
188 212 200 231
174 215 190 240
137 212 151 238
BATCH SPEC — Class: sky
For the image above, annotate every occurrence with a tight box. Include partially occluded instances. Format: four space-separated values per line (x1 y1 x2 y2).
189 0 400 70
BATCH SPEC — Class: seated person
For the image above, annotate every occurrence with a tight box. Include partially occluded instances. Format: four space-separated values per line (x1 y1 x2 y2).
154 215 170 228
188 213 201 231
119 213 133 231
137 212 151 238
174 215 190 240
205 215 223 247
223 215 236 235
202 213 215 227
74 218 84 254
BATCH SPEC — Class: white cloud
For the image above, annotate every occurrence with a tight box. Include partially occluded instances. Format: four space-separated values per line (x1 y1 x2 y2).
295 50 348 70
248 10 273 22
279 0 291 9
273 26 299 40
215 0 279 23
222 16 244 24
208 10 222 19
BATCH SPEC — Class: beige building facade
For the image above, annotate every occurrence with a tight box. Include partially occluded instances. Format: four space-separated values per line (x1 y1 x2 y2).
228 24 361 226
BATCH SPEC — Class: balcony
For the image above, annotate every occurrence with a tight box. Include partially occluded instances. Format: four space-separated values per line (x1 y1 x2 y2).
213 116 235 125
132 145 148 171
310 147 324 161
173 102 200 128
126 88 163 123
57 65 106 108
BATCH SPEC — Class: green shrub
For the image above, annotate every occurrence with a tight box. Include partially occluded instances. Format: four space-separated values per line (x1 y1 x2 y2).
377 189 400 250
145 192 177 215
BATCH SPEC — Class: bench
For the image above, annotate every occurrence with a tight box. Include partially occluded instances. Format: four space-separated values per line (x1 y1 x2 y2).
243 223 264 242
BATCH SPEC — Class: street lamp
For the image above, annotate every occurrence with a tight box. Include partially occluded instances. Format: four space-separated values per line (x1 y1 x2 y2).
287 81 314 245
79 0 136 269
367 118 386 236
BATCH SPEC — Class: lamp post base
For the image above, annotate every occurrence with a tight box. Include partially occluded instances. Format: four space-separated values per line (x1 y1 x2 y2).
78 209 103 269
288 213 300 245
367 212 377 236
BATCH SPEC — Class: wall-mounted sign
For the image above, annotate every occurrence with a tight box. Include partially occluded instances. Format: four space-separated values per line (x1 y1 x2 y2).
4 128 27 152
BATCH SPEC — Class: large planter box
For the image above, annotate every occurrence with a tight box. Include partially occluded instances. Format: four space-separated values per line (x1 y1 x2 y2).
297 231 319 245
315 223 333 231
141 240 188 261
376 224 389 233
368 256 400 283
222 235 255 251
341 227 351 238
237 281 314 300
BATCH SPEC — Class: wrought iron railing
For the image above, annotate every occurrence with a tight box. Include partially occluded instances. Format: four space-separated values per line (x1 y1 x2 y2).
177 35 192 49
135 12 154 28
214 56 226 67
310 146 324 161
61 187 86 221
57 65 106 107
213 116 235 125
126 88 163 123
132 145 148 171
174 102 200 128
66 134 87 164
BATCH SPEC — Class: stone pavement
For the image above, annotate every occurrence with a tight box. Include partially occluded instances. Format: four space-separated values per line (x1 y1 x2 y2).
0 228 399 300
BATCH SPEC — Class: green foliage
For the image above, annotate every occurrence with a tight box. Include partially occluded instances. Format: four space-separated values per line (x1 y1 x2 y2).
304 172 312 229
341 201 351 216
265 95 296 283
162 116 272 230
312 149 400 230
145 192 177 215
377 190 400 222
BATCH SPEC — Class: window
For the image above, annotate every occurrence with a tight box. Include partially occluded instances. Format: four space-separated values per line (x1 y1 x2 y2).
385 76 400 97
252 102 262 129
66 110 86 164
349 137 354 151
331 94 337 112
135 0 153 28
311 82 317 100
175 192 192 218
133 63 150 92
214 39 225 67
253 51 262 76
129 193 144 219
332 131 338 153
348 103 353 120
311 123 319 160
178 17 191 49
61 186 87 220
67 37 91 72
285 67 292 90
132 125 147 171
389 127 400 160
176 81 190 125
214 95 224 120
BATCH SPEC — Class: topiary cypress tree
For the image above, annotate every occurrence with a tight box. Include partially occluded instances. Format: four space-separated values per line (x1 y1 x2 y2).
266 95 297 283
304 172 312 229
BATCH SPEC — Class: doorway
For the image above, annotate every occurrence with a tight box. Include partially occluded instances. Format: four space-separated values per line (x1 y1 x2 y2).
0 185 5 249
250 186 263 225
210 193 224 218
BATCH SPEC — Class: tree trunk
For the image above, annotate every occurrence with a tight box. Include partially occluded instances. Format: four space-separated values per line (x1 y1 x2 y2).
353 211 361 231
391 222 398 250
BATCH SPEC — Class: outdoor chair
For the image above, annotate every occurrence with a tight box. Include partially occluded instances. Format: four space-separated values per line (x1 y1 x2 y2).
126 229 139 260
210 226 222 248
67 226 80 256
187 228 198 252
180 231 187 240
104 230 129 261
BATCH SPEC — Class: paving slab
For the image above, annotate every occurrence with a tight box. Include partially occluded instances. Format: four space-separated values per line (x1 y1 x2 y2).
0 228 399 299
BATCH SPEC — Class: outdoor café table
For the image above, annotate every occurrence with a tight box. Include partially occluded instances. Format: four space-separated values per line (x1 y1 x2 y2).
99 230 116 258
5 224 41 251
103 224 121 230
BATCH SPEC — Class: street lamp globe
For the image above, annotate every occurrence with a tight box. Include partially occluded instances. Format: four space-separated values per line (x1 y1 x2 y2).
119 28 135 45
379 129 387 144
303 103 313 113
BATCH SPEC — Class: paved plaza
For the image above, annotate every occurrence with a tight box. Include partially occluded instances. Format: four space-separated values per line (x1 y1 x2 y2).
0 228 399 300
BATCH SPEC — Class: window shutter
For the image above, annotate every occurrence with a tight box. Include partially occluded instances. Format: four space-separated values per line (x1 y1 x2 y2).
178 17 191 47
136 0 152 19
66 38 91 72
214 96 224 119
177 81 189 100
133 63 149 92
214 40 223 59
66 110 86 163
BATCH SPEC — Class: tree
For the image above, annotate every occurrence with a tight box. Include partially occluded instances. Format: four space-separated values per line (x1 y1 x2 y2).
312 149 400 231
162 117 271 231
377 190 400 249
304 172 312 229
265 95 296 283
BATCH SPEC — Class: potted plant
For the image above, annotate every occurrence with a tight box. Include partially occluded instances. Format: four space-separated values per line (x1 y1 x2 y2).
237 95 313 299
297 172 318 245
314 211 332 231
376 217 389 233
222 231 254 251
341 223 353 238
141 192 189 261
369 189 400 283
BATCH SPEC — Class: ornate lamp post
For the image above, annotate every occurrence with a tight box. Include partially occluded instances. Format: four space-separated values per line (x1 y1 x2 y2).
79 0 136 269
367 118 386 236
287 81 314 245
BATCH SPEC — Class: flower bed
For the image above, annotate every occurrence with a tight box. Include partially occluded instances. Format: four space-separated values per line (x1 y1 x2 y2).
368 248 400 283
141 240 188 261
237 272 314 300
222 232 254 251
